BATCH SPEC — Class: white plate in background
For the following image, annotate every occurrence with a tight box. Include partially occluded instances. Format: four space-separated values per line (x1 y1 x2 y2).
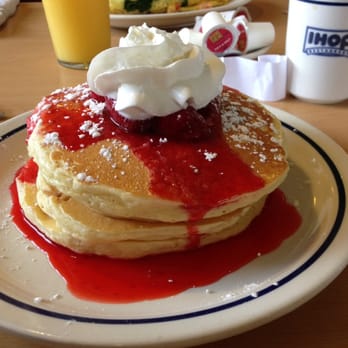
109 0 251 28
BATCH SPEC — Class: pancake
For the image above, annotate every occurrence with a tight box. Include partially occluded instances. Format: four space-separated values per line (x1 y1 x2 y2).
18 83 289 258
16 175 265 258
27 84 288 223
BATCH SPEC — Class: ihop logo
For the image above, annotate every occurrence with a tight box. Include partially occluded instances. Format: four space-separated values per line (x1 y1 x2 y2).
303 26 348 58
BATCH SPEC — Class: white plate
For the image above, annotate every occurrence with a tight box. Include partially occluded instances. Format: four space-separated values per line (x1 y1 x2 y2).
109 0 251 28
0 107 348 347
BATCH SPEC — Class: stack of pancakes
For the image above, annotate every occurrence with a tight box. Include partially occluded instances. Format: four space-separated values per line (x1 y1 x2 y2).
17 84 288 258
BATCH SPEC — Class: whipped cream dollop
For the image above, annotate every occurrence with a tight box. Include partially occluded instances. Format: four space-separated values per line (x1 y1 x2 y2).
87 24 225 120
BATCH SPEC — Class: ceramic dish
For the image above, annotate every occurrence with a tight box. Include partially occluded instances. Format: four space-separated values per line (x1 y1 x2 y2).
109 0 251 28
0 106 347 347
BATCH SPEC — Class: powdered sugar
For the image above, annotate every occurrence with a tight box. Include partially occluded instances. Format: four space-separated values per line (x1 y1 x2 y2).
203 150 218 162
220 89 286 165
43 132 62 146
99 146 113 161
79 120 103 138
76 172 96 183
84 99 105 115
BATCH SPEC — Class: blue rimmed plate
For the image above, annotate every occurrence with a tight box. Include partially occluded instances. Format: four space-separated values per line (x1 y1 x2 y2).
0 106 347 347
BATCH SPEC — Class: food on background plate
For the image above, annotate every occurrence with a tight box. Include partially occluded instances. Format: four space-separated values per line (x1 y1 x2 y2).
16 24 289 259
109 0 230 14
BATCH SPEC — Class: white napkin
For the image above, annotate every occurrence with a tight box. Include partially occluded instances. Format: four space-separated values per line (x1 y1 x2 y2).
222 55 288 102
0 0 19 26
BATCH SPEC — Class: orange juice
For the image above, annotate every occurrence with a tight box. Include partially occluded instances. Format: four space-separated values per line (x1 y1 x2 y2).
42 0 111 69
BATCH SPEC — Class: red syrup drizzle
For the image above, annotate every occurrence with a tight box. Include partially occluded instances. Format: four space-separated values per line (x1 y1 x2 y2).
11 84 302 303
28 85 265 247
11 161 302 303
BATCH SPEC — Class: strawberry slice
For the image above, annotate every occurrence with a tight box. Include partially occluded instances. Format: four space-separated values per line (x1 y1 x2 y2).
154 99 221 141
104 97 152 134
89 91 106 103
103 95 221 141
153 107 209 141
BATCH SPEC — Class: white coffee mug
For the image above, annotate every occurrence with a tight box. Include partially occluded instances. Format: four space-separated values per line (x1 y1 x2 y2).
286 0 348 103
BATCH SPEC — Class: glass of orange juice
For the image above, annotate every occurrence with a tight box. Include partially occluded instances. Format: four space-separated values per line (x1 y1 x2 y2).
42 0 111 69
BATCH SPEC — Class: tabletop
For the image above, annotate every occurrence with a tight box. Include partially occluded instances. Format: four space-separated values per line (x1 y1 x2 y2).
0 1 348 348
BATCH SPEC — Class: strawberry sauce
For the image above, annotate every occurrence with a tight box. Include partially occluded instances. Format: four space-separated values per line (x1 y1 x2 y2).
12 159 301 304
11 85 301 303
